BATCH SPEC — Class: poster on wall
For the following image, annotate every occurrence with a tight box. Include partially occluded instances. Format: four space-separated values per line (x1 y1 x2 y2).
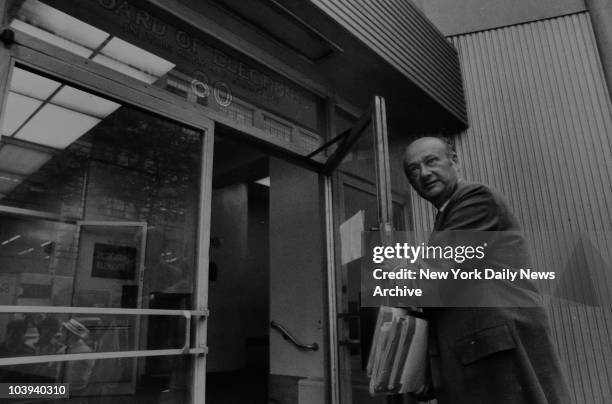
92 243 137 280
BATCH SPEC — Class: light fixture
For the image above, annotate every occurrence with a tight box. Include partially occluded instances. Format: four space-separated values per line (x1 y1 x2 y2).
0 143 52 176
0 92 42 136
18 248 34 255
0 0 178 198
255 177 271 187
1 235 21 246
10 67 61 99
9 19 93 58
92 54 157 84
3 66 120 148
10 1 176 84
99 37 176 81
15 0 108 50
0 173 24 194
50 86 120 118
15 103 101 149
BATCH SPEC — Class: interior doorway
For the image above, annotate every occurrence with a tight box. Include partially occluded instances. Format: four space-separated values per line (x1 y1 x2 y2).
206 130 272 403
206 122 327 404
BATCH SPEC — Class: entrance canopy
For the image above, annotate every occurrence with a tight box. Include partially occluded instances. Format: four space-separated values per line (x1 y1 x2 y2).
148 0 468 133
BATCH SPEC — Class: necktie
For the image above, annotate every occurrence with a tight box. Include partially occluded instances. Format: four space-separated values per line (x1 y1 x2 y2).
434 209 444 231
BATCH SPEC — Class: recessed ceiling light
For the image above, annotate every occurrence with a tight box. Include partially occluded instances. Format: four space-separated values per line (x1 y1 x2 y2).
0 92 41 136
9 19 94 58
14 0 108 50
50 86 120 118
10 67 61 100
0 144 52 176
14 103 100 149
100 37 176 79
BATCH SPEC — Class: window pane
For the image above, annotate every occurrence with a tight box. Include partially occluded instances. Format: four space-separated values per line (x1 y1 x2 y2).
0 68 203 313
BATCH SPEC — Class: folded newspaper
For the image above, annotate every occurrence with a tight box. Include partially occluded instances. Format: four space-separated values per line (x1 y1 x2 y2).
366 306 428 396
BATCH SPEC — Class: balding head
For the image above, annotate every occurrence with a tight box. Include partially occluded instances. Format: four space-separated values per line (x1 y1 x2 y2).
404 137 460 208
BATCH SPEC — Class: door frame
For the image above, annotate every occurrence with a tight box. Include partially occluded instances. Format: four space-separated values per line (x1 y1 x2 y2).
72 221 148 395
323 96 396 404
0 26 214 402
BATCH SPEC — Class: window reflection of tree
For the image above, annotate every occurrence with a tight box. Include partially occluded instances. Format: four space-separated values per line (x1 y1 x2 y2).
84 108 201 227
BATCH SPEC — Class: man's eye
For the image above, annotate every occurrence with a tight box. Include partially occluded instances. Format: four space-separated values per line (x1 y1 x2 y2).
425 157 438 165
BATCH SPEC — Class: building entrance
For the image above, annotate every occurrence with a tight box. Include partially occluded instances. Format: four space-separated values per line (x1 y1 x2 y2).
207 129 325 403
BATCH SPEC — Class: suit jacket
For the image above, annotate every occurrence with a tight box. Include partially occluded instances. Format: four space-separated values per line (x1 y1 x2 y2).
425 182 569 404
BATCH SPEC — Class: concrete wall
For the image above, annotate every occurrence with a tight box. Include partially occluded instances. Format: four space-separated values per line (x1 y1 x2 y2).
422 0 586 35
246 185 270 340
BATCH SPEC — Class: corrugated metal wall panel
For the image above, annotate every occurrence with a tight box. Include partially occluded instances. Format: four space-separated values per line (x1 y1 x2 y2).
409 13 612 403
310 0 467 124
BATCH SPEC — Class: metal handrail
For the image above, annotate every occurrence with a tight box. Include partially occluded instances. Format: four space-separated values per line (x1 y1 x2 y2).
270 320 319 351
0 348 207 367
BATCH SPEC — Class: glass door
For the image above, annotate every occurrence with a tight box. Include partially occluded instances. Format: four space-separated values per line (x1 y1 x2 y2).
0 30 213 402
323 96 411 404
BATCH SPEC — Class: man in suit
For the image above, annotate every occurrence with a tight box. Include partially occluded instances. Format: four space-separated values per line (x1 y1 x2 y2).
403 136 569 403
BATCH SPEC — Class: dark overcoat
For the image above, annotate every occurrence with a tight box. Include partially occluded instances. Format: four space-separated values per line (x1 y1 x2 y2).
424 182 569 404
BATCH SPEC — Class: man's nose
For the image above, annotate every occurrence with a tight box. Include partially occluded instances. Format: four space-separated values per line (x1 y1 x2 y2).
420 164 433 179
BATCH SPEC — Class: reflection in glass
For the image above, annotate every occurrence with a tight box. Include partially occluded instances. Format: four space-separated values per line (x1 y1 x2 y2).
338 122 377 185
0 313 187 357
0 346 193 402
0 67 202 312
0 66 202 400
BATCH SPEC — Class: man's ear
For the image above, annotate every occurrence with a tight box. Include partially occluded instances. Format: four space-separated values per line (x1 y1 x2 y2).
450 153 461 175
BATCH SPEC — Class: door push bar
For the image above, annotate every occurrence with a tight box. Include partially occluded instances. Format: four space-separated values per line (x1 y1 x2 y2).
0 306 209 363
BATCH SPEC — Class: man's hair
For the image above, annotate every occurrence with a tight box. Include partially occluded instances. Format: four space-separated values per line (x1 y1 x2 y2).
408 135 456 157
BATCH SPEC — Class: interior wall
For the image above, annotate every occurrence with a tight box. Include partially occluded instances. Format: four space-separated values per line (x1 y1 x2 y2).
246 184 270 339
208 184 249 371
269 158 324 378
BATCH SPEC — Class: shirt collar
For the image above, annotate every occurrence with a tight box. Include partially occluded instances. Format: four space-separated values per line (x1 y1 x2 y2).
438 199 450 213
437 179 462 213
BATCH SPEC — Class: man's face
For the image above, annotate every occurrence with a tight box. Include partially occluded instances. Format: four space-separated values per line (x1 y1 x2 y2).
403 137 459 207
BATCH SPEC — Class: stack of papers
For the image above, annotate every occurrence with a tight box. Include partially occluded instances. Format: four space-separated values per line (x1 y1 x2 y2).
366 306 428 395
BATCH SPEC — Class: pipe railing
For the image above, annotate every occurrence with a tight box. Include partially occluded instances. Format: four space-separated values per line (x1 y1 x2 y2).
270 320 319 351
